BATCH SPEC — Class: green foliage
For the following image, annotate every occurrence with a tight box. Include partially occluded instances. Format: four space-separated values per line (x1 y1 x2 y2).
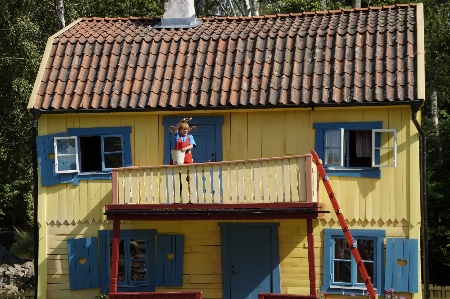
424 114 450 285
0 0 165 229
9 229 34 260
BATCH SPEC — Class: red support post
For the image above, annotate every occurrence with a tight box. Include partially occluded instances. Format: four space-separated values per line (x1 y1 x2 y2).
310 150 377 299
110 219 120 294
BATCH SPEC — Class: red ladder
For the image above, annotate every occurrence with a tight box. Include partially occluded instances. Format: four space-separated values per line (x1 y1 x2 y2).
310 150 376 299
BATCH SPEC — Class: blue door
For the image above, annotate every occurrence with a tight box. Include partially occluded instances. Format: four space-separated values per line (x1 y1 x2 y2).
189 124 215 163
162 116 223 164
220 224 281 299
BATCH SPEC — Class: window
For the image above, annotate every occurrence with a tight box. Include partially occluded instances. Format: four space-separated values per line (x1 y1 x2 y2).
54 137 79 173
36 127 132 186
322 229 385 295
98 230 156 294
77 134 124 172
314 122 397 178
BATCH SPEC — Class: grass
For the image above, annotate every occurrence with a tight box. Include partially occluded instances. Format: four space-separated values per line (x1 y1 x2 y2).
9 229 34 260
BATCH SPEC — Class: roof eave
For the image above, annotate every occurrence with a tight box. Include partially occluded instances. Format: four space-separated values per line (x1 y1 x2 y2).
30 100 418 115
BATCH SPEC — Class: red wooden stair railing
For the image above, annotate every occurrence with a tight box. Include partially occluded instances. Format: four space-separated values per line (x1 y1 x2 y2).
310 150 376 299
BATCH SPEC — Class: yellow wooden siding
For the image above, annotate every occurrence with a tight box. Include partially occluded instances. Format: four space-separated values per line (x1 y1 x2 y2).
44 219 414 299
39 107 418 225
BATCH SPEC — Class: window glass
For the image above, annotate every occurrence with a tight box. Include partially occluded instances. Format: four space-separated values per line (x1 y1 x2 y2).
325 130 341 165
357 239 374 283
130 239 147 282
104 153 123 169
333 238 351 283
102 135 123 169
104 136 122 152
54 137 78 173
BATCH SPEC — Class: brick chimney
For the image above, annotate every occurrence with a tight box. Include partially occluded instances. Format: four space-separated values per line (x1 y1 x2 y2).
155 0 202 28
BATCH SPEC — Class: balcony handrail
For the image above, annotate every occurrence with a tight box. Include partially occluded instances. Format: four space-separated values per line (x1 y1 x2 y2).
112 154 318 205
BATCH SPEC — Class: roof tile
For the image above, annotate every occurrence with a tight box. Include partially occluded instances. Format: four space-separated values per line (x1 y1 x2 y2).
31 5 419 111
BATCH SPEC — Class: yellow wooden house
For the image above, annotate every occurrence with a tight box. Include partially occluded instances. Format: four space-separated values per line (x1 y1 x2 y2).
27 2 426 299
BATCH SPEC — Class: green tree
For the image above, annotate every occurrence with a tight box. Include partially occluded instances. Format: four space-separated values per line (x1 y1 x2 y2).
422 0 450 286
0 0 51 228
0 0 164 229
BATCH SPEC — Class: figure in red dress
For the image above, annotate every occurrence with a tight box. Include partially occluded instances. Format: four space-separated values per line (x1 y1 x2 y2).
170 118 196 164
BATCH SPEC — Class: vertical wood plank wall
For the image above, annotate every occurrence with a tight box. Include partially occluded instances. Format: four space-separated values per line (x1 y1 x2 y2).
38 107 420 299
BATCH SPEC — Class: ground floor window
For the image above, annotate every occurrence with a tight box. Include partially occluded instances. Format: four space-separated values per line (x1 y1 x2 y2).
98 230 156 293
321 229 385 295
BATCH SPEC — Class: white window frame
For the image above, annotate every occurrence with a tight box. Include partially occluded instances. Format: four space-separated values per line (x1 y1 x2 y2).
372 129 397 168
324 128 344 167
54 136 79 174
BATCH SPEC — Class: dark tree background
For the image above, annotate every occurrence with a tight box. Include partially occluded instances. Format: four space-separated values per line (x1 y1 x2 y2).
1 0 449 286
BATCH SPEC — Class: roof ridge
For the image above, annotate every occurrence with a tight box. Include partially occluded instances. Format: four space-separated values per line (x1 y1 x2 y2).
79 3 418 23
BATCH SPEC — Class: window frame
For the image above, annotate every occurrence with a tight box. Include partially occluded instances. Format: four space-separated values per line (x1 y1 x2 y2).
321 228 385 295
372 129 397 167
314 122 397 178
54 136 79 174
98 229 156 294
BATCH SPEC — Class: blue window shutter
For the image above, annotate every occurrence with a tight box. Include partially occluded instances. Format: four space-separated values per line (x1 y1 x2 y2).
385 238 419 293
156 234 184 286
67 237 99 290
36 133 75 186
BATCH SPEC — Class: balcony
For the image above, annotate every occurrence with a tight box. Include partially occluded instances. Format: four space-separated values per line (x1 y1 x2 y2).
105 154 324 220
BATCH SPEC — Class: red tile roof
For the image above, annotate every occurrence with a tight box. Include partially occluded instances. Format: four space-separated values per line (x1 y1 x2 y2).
30 4 419 111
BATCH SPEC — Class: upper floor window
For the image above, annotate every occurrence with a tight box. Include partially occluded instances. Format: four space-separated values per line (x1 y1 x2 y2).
314 122 397 178
322 229 385 295
37 126 132 186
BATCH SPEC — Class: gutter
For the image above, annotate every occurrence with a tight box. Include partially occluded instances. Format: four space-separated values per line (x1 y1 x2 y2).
30 108 41 299
29 101 416 115
410 100 429 299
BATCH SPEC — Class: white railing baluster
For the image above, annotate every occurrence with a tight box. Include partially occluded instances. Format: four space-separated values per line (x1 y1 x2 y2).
289 158 299 202
253 161 261 202
276 159 283 202
187 165 197 203
268 160 276 202
283 159 290 203
261 160 269 203
298 157 306 202
213 164 220 203
230 163 237 203
221 164 229 204
167 167 175 204
160 168 168 204
237 162 244 203
244 162 253 203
